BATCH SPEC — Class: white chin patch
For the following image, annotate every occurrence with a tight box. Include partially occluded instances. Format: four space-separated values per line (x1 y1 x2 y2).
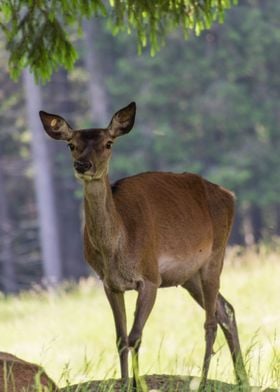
74 172 102 182
75 172 94 181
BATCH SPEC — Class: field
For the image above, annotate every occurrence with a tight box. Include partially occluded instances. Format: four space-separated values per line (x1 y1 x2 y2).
0 245 279 390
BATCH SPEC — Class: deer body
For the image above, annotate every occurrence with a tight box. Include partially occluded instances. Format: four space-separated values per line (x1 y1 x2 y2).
84 172 223 292
39 103 248 390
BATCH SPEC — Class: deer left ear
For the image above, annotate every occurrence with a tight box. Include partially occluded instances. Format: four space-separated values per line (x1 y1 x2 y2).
39 111 73 141
109 102 136 138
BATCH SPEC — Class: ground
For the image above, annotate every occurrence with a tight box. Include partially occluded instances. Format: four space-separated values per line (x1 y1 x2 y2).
62 375 277 391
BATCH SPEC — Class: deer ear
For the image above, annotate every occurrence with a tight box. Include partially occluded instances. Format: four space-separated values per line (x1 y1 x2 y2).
109 102 136 138
39 111 73 141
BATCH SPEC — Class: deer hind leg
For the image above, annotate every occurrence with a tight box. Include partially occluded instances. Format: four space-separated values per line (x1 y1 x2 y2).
200 272 219 389
181 267 219 389
216 293 249 387
128 280 157 388
182 275 249 388
104 286 129 379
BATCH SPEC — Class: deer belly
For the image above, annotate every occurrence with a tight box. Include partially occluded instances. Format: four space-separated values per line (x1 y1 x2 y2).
158 251 210 287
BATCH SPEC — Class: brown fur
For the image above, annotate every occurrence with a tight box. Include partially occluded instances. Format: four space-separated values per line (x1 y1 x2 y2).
39 102 249 389
83 171 234 293
0 352 57 392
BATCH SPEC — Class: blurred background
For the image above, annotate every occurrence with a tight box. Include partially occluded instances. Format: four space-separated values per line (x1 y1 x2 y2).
0 0 279 293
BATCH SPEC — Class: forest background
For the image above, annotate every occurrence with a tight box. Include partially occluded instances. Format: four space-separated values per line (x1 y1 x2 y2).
0 0 279 293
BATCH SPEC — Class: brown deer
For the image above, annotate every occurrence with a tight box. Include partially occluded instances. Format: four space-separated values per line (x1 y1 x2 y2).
39 102 249 390
0 352 57 391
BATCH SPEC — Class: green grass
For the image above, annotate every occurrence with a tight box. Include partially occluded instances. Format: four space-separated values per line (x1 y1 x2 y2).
0 245 279 389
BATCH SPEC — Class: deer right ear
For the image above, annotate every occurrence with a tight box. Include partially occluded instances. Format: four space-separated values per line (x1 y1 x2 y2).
39 111 73 141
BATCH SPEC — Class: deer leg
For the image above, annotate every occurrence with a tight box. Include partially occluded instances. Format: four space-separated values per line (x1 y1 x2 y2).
182 276 249 388
182 266 219 390
104 286 129 379
199 277 219 389
216 293 249 387
128 280 157 388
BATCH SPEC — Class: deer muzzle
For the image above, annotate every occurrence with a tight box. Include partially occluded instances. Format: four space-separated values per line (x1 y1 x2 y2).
74 160 92 173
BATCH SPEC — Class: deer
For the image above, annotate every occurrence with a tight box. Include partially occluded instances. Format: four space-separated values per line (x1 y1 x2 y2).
39 102 249 390
0 352 57 391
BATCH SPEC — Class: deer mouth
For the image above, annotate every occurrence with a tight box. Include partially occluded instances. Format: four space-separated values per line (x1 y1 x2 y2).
75 172 95 181
74 170 103 182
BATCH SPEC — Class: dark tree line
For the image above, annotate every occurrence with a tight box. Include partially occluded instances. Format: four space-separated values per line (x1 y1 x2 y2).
0 0 279 293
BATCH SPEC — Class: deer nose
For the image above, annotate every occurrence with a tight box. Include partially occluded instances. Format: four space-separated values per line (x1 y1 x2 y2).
74 160 92 173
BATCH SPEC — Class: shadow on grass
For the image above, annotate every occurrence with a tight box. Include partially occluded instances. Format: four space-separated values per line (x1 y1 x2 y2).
60 374 278 391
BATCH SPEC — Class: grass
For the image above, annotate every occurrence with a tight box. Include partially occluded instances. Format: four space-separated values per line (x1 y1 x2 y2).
0 244 279 390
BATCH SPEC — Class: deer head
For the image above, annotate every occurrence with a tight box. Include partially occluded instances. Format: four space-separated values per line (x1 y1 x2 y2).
39 102 136 181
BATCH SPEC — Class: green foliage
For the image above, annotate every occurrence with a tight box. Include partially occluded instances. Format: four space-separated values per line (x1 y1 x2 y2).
108 0 236 54
0 0 106 82
0 0 237 81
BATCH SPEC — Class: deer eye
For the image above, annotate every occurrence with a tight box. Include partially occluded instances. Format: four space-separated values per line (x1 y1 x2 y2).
106 141 113 149
68 143 75 151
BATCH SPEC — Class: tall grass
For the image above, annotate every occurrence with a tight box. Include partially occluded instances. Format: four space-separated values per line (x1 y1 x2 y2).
0 245 279 389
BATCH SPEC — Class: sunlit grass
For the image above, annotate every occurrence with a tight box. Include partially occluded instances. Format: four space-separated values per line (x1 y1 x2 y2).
0 245 279 389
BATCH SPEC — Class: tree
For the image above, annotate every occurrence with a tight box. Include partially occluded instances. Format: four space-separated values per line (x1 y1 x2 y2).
83 19 109 124
43 69 88 279
23 70 63 284
0 0 238 81
0 166 17 293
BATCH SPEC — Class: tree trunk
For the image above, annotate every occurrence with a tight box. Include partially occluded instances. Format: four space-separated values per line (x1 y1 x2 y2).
241 202 255 247
83 19 109 124
276 204 280 237
250 204 262 243
46 70 88 279
23 70 62 284
229 207 244 245
0 165 17 293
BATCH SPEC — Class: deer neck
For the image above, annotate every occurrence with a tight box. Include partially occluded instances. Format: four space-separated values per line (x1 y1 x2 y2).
83 176 124 256
83 176 142 291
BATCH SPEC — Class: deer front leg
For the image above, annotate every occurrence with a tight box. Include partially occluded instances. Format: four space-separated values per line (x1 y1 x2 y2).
104 286 129 379
128 280 157 387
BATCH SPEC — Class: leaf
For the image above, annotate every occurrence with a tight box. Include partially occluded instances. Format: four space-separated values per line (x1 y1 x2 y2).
0 0 238 81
